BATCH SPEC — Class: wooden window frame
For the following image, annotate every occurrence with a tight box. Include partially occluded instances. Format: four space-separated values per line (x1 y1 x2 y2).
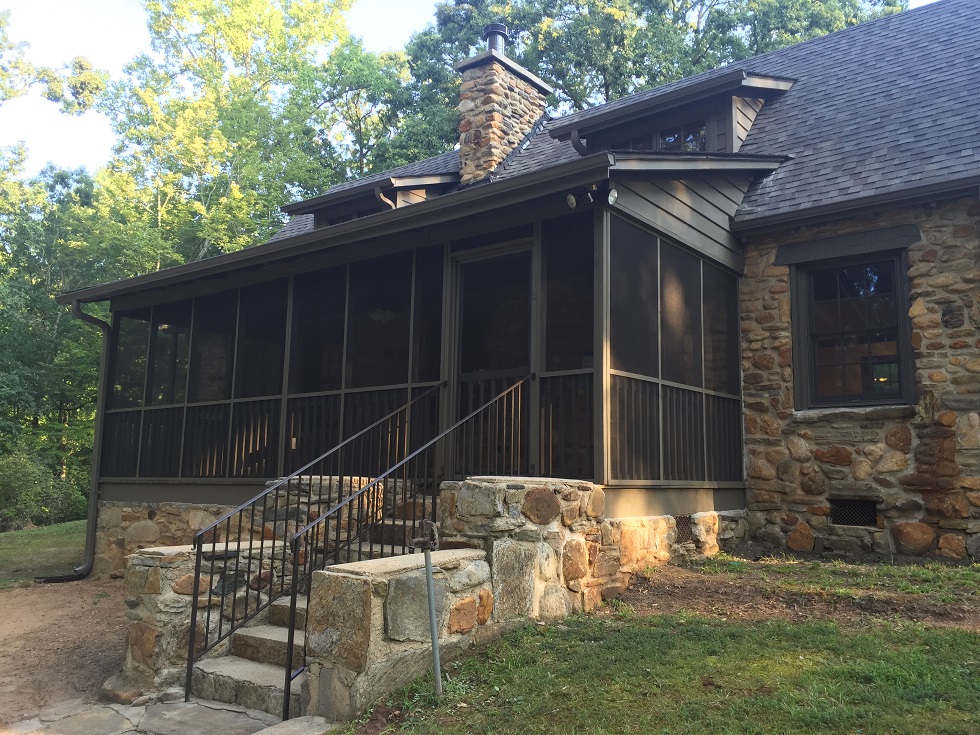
790 250 916 410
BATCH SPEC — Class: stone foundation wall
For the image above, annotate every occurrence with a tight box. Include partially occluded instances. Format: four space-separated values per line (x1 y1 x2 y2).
438 476 736 613
94 501 234 575
741 196 980 560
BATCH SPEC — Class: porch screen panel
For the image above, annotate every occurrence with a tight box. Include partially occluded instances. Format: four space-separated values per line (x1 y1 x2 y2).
609 217 658 377
662 386 704 481
108 309 151 409
610 375 659 481
188 292 237 403
146 302 191 406
540 374 594 479
543 213 594 371
289 266 346 394
660 243 702 387
703 264 740 394
413 246 443 383
346 253 413 389
235 280 287 399
140 407 184 477
230 399 281 478
705 395 742 481
284 394 342 472
102 411 141 476
182 404 230 478
456 378 529 478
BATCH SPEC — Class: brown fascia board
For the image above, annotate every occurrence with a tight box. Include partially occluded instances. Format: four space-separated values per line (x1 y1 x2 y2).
57 152 616 306
549 70 795 141
612 152 786 172
732 176 980 236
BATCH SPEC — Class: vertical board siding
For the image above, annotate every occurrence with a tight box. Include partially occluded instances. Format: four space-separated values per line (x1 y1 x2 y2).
540 374 594 480
230 399 281 478
662 386 705 481
140 407 184 477
102 412 141 476
182 404 230 478
610 375 660 481
705 394 743 481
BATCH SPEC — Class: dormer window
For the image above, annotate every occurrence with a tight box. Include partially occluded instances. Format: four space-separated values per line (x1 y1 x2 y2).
659 120 706 152
611 118 708 153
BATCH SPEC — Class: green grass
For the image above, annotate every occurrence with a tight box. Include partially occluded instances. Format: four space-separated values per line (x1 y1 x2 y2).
359 614 980 735
0 520 87 589
696 553 980 605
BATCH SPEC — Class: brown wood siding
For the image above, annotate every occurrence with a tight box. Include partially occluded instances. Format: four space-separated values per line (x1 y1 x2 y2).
733 97 765 152
611 175 753 269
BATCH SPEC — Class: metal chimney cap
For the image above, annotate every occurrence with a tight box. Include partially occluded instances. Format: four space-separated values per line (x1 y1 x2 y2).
483 23 509 53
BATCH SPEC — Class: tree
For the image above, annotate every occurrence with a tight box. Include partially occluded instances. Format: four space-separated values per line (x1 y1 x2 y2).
0 10 107 113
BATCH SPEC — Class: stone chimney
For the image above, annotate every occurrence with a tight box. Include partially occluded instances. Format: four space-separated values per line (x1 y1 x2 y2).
455 24 553 186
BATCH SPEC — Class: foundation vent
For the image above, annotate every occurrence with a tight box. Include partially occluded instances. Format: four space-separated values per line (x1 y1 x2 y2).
675 514 693 544
829 498 877 527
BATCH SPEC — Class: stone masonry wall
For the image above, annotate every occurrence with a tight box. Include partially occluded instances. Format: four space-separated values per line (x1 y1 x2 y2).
95 501 235 576
740 195 980 560
457 61 548 185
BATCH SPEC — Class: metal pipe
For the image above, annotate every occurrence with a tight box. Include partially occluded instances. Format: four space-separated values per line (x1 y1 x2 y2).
418 519 443 698
36 301 111 583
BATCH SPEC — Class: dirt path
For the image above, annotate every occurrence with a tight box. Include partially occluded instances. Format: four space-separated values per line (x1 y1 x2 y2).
0 577 128 727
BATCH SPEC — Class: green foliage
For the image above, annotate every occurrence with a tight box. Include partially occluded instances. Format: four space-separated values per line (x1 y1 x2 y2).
363 614 980 734
0 451 87 531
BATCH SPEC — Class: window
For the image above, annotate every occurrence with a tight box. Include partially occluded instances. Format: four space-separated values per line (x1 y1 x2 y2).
794 253 912 408
659 120 706 152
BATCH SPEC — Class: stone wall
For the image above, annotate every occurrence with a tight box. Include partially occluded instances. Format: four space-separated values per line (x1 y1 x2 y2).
457 59 548 185
95 501 234 575
305 550 493 721
438 476 734 613
740 195 980 560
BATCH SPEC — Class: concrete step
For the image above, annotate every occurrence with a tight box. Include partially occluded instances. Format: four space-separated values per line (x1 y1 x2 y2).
193 656 305 718
269 596 308 629
232 624 306 668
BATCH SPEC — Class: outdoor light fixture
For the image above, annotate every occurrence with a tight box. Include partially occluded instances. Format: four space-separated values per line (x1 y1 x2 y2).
566 192 578 209
607 187 619 205
566 191 595 209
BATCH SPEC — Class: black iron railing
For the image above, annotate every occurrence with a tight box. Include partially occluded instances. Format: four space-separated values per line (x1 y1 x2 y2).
183 382 443 701
279 375 533 718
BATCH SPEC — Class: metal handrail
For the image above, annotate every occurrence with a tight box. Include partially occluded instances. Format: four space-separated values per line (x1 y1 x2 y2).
184 382 445 702
280 374 533 718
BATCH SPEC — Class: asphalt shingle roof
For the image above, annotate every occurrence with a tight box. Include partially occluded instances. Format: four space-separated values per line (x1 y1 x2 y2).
278 0 978 238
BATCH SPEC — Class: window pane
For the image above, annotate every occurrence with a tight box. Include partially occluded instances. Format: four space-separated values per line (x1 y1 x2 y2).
610 217 658 377
661 242 702 387
683 121 706 152
413 246 444 383
702 264 739 394
544 212 594 372
236 280 287 398
147 302 191 406
347 252 413 388
290 266 347 394
109 309 151 409
660 126 682 151
188 291 237 403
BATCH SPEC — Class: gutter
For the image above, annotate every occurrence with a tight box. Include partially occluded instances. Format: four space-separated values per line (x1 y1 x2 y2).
35 301 111 582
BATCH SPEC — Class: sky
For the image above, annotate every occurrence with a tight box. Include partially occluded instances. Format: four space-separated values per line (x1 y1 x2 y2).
0 0 441 175
0 0 939 177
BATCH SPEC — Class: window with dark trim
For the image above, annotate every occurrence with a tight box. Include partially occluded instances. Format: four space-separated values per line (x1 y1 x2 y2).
793 252 913 408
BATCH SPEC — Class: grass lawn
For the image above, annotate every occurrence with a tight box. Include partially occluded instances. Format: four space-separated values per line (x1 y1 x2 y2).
0 520 87 589
352 558 980 735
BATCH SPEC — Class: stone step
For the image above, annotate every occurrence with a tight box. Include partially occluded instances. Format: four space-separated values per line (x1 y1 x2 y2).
232 624 306 668
371 518 422 547
193 656 305 718
269 596 308 629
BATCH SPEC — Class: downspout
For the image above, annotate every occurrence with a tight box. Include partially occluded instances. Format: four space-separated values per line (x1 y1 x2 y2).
36 301 110 582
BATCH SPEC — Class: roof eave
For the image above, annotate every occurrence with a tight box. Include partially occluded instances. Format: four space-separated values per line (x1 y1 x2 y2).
612 152 787 172
57 152 616 306
732 177 980 235
549 70 795 141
